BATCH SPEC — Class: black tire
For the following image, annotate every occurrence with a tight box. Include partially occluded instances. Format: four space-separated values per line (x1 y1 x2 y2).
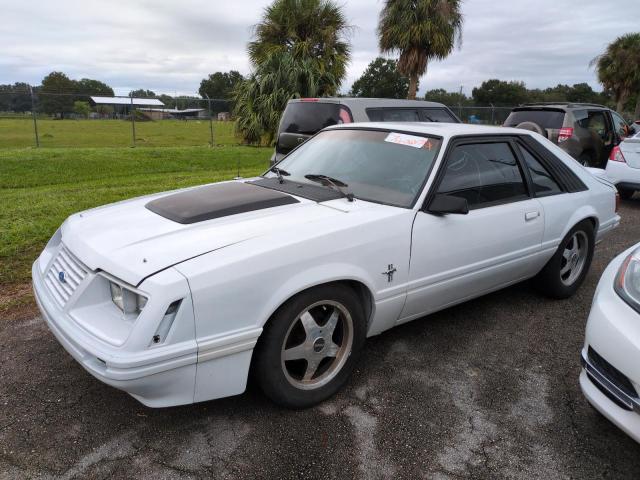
253 284 366 408
533 220 595 299
619 188 634 200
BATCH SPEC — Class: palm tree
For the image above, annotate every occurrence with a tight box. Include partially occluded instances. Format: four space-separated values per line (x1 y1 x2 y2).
591 33 640 116
378 0 463 100
247 0 351 97
234 0 351 143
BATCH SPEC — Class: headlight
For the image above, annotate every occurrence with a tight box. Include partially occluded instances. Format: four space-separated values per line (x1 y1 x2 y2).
614 250 640 313
109 281 147 315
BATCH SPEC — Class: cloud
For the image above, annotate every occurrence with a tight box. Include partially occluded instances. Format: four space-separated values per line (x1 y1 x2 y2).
0 0 636 96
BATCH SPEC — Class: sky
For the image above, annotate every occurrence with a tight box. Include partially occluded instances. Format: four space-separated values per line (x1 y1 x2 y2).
1 0 638 97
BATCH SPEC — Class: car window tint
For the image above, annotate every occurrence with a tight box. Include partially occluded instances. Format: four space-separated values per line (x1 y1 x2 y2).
420 109 456 122
504 110 565 129
366 109 420 122
519 145 562 196
280 103 345 134
437 142 528 209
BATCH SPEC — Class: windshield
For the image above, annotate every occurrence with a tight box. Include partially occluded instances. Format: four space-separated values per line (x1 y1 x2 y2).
266 129 442 208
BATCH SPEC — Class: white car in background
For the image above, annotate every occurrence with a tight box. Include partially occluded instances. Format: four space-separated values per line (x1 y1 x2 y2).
581 244 640 443
33 123 619 409
605 130 640 199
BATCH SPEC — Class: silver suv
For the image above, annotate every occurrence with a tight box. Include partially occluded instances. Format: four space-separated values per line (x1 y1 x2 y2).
272 97 460 164
504 103 636 168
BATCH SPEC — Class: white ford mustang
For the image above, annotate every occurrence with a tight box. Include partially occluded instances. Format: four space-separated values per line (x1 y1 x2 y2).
33 123 620 408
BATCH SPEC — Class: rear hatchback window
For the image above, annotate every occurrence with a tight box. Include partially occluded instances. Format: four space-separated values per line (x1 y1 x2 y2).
280 102 352 135
504 110 565 129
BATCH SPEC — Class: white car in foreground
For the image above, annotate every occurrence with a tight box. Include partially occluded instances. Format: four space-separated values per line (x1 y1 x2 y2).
580 244 640 443
605 130 640 199
33 123 619 408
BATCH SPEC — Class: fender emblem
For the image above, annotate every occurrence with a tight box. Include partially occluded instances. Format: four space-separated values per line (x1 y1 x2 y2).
58 271 66 283
382 264 397 283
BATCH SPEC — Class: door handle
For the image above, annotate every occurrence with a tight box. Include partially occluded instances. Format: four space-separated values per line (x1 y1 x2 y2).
525 211 540 221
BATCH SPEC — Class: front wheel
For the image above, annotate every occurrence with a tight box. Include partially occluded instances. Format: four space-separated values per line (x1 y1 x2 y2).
253 284 366 408
533 220 595 299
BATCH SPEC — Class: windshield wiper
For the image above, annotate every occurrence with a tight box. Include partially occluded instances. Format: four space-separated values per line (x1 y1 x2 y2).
269 165 290 184
304 174 354 202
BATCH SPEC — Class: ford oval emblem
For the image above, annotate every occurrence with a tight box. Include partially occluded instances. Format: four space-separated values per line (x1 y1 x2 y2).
58 271 66 283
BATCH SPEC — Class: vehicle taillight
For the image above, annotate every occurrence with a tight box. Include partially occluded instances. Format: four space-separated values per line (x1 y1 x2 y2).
338 106 352 124
610 145 626 163
616 191 620 213
558 127 573 143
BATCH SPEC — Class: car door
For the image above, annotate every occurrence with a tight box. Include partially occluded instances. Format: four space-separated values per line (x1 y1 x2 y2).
399 137 545 322
585 110 614 165
611 111 631 143
514 138 579 255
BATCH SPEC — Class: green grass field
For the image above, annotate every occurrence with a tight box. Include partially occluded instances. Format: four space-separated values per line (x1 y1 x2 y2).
0 118 238 148
0 145 271 293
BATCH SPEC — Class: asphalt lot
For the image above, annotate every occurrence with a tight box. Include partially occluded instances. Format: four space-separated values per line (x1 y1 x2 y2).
2 202 640 480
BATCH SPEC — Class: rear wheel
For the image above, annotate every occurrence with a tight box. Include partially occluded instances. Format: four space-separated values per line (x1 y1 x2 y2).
534 220 594 299
619 188 634 200
254 284 366 408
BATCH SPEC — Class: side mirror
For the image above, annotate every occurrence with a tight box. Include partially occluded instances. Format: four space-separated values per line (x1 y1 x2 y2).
427 194 469 215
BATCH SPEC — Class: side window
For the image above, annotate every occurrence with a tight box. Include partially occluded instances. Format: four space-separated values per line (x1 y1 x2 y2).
366 108 420 122
574 110 589 128
611 111 629 138
519 145 562 197
585 111 609 139
420 109 456 123
437 142 528 209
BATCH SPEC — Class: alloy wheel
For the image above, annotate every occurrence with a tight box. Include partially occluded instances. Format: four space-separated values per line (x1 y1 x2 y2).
280 300 354 390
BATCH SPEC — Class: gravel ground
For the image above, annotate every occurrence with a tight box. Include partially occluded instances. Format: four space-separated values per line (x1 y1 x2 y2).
2 201 640 480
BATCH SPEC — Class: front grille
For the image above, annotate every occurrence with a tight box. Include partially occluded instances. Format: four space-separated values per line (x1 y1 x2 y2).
44 245 89 307
588 347 638 399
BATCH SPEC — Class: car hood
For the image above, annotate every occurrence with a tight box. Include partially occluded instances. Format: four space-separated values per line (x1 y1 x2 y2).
61 181 351 286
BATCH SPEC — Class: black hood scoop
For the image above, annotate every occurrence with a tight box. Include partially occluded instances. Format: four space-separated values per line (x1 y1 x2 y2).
146 182 300 224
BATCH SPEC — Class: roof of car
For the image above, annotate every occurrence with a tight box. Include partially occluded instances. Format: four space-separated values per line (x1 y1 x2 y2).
287 97 448 108
517 102 609 110
325 121 529 138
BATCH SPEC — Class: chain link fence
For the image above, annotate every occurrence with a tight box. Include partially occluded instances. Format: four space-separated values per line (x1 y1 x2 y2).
11 89 637 148
0 90 234 148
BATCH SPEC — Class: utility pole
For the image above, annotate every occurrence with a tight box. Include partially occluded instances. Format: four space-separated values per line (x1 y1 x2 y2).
29 85 39 147
130 95 136 146
205 94 214 147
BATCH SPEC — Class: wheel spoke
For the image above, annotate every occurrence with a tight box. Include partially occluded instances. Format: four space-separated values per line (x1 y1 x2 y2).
299 311 319 337
324 308 340 336
560 262 572 275
303 357 320 381
562 249 572 261
283 343 307 361
325 341 340 358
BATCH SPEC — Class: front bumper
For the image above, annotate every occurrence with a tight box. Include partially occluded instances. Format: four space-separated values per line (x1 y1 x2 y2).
33 260 199 407
580 245 640 443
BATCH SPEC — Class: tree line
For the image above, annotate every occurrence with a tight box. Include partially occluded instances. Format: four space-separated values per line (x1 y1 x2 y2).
0 71 245 118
